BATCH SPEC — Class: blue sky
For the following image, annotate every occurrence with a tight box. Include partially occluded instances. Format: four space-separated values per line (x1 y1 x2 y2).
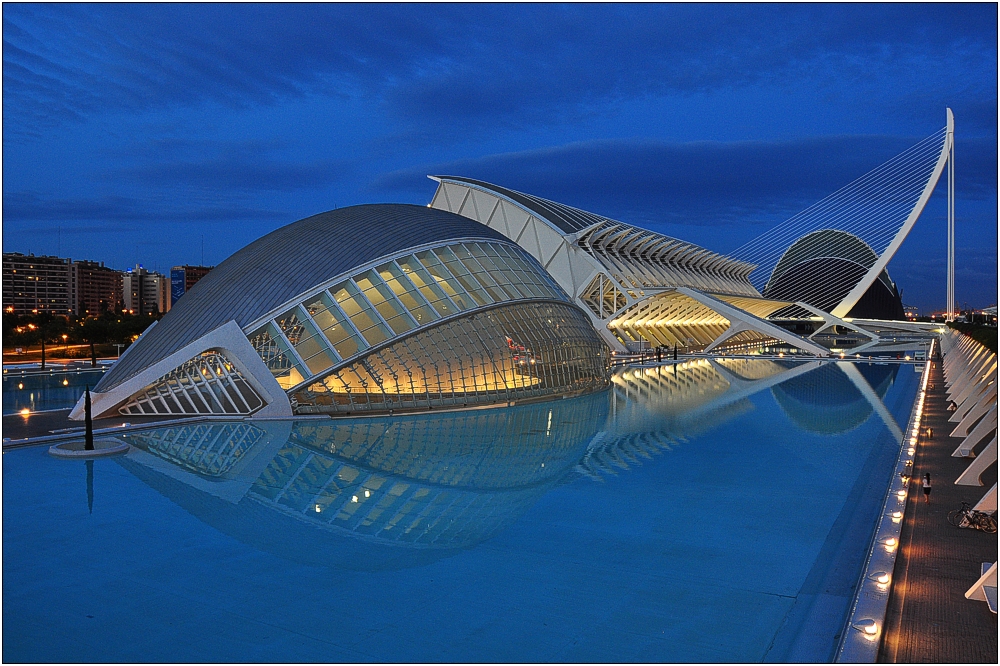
3 3 996 311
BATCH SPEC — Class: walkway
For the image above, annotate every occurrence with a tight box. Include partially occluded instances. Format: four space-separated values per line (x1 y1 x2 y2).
879 356 998 663
3 409 174 445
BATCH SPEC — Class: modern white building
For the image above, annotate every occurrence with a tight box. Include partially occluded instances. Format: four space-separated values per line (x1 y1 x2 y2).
74 205 609 420
74 112 955 422
429 111 955 355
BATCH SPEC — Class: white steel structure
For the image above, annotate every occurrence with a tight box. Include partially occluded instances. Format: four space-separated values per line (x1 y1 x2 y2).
72 204 609 420
732 109 955 320
429 176 827 355
432 110 956 353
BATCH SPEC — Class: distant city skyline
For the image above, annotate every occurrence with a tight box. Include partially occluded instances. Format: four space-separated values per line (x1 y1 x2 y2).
3 3 997 310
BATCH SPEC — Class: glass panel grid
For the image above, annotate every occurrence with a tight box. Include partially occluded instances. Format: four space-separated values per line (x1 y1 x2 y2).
247 240 571 389
293 301 609 415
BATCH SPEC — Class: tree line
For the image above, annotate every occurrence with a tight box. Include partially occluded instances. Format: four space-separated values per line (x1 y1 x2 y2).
3 310 162 351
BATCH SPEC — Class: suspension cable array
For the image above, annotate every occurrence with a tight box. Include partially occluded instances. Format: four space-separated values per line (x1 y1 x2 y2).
730 127 948 311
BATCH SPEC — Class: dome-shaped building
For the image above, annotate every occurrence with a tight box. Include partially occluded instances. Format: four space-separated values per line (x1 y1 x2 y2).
762 229 905 320
73 204 609 420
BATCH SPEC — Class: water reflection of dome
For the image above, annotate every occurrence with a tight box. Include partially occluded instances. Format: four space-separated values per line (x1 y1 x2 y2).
118 391 609 570
770 362 899 434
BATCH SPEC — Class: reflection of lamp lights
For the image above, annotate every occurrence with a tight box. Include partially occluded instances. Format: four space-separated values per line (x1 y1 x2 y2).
869 571 891 591
884 537 897 552
897 490 906 499
853 619 879 640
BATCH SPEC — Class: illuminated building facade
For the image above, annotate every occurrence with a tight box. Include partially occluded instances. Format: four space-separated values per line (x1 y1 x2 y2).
74 205 609 420
73 260 124 315
170 265 213 306
123 265 171 316
2 252 75 315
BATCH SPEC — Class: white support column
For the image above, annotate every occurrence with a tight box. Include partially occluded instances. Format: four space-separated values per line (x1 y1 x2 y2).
955 435 997 485
947 109 955 321
973 483 997 513
951 385 997 436
965 562 997 604
951 407 996 457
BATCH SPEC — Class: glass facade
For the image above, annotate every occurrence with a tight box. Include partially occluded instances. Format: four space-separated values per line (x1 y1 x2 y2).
119 350 264 416
292 301 609 414
245 240 571 393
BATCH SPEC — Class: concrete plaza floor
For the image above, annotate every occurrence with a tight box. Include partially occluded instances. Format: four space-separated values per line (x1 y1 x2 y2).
879 356 997 663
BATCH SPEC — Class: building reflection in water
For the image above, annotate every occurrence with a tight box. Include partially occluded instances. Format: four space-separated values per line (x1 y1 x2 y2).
117 357 903 569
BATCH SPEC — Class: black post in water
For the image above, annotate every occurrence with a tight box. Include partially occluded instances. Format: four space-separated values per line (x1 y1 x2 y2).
40 339 46 371
84 386 94 451
673 344 678 361
86 459 94 514
90 341 97 368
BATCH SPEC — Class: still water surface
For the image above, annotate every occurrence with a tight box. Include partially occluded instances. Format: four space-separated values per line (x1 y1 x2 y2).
3 358 919 662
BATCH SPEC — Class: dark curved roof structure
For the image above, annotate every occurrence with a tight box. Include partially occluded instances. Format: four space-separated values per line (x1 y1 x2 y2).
96 204 510 392
763 230 904 319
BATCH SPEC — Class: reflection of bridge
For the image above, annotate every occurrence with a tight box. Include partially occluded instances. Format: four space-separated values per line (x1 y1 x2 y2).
117 357 906 566
579 357 901 478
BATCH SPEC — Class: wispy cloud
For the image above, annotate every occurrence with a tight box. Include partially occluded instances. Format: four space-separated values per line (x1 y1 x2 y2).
375 135 997 228
4 4 996 136
110 139 349 192
2 191 285 224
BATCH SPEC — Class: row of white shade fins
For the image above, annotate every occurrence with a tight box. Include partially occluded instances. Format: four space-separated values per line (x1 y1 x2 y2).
938 329 997 611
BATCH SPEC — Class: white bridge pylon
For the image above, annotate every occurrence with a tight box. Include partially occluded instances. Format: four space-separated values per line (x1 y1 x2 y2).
731 109 955 320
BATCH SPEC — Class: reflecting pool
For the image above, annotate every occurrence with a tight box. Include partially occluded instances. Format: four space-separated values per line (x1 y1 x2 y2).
2 368 108 416
2 358 920 662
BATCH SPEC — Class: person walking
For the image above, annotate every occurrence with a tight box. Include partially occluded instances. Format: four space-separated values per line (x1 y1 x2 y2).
922 473 932 503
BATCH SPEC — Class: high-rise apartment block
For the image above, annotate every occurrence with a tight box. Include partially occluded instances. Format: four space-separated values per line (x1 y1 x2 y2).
74 260 124 315
170 265 213 306
3 253 75 315
123 265 170 316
